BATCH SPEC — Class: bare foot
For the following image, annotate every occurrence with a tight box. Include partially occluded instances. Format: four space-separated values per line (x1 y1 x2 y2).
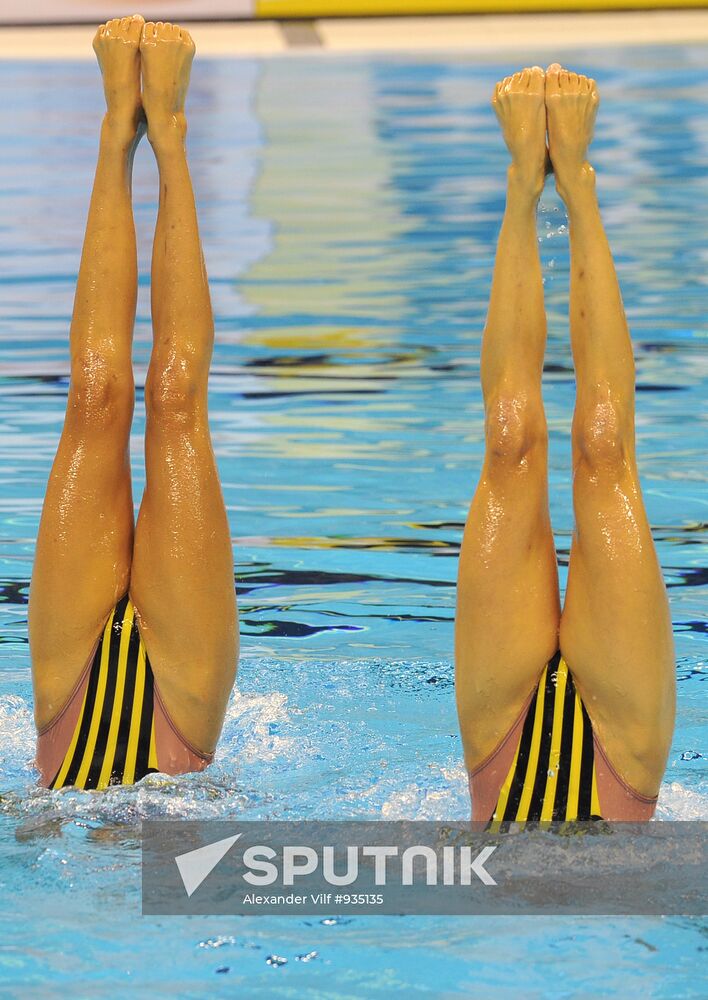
140 20 195 145
545 63 599 201
92 15 145 141
492 66 549 199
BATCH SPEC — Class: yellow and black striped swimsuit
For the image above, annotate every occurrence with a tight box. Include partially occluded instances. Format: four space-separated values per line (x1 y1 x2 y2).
488 652 602 828
49 594 159 789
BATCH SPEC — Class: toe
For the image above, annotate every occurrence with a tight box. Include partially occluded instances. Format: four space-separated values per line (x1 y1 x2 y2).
528 65 545 93
127 14 144 40
141 21 155 43
545 63 562 94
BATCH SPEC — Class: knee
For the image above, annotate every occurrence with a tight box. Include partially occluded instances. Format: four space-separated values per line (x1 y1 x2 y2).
573 395 632 475
144 362 205 422
68 350 133 429
485 393 547 469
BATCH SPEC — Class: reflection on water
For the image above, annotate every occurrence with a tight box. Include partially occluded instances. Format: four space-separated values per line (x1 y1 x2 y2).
0 46 706 996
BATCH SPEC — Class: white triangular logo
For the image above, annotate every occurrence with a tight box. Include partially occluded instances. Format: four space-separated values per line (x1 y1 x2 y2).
175 833 242 898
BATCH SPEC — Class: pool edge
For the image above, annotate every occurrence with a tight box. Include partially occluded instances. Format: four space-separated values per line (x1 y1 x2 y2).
2 10 708 59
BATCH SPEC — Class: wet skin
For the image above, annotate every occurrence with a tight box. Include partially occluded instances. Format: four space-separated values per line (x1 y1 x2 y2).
29 17 238 755
455 65 675 798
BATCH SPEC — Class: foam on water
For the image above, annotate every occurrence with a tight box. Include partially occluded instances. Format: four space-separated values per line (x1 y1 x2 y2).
1 679 705 833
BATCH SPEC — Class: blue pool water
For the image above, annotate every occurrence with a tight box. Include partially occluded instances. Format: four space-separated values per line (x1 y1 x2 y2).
1 43 706 996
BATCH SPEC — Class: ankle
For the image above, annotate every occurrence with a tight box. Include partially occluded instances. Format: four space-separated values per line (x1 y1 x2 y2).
147 112 187 151
101 113 141 151
506 164 544 209
554 161 596 207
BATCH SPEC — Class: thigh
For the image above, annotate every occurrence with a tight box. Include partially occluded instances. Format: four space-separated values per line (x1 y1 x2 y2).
455 439 560 770
560 466 675 795
130 407 238 755
29 393 134 729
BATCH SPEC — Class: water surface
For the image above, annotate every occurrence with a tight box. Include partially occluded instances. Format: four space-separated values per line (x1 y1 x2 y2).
0 46 706 998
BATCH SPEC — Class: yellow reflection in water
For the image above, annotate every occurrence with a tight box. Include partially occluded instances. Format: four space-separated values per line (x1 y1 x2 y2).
242 60 408 351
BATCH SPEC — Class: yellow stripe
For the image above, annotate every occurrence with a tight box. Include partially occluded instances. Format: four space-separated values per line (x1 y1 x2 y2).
73 609 114 789
565 696 585 821
122 634 146 785
591 764 601 816
255 0 708 17
489 731 523 829
51 666 93 789
514 669 547 822
540 660 568 822
148 719 159 772
96 602 133 790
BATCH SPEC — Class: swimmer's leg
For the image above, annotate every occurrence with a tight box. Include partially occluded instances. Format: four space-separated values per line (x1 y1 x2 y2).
29 16 145 729
455 68 560 771
550 65 675 795
130 22 238 755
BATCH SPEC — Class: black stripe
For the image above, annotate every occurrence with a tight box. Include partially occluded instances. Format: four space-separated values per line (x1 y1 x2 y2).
526 666 557 821
133 651 156 781
108 610 142 785
488 656 603 827
577 701 596 819
547 650 562 673
552 669 577 821
54 626 108 788
83 598 127 789
499 687 539 821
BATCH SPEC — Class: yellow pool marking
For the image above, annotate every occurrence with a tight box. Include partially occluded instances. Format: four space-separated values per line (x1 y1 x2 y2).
257 0 708 14
2 12 708 59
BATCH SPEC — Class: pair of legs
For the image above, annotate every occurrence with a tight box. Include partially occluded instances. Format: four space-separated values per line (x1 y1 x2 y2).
455 65 675 797
28 17 238 754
